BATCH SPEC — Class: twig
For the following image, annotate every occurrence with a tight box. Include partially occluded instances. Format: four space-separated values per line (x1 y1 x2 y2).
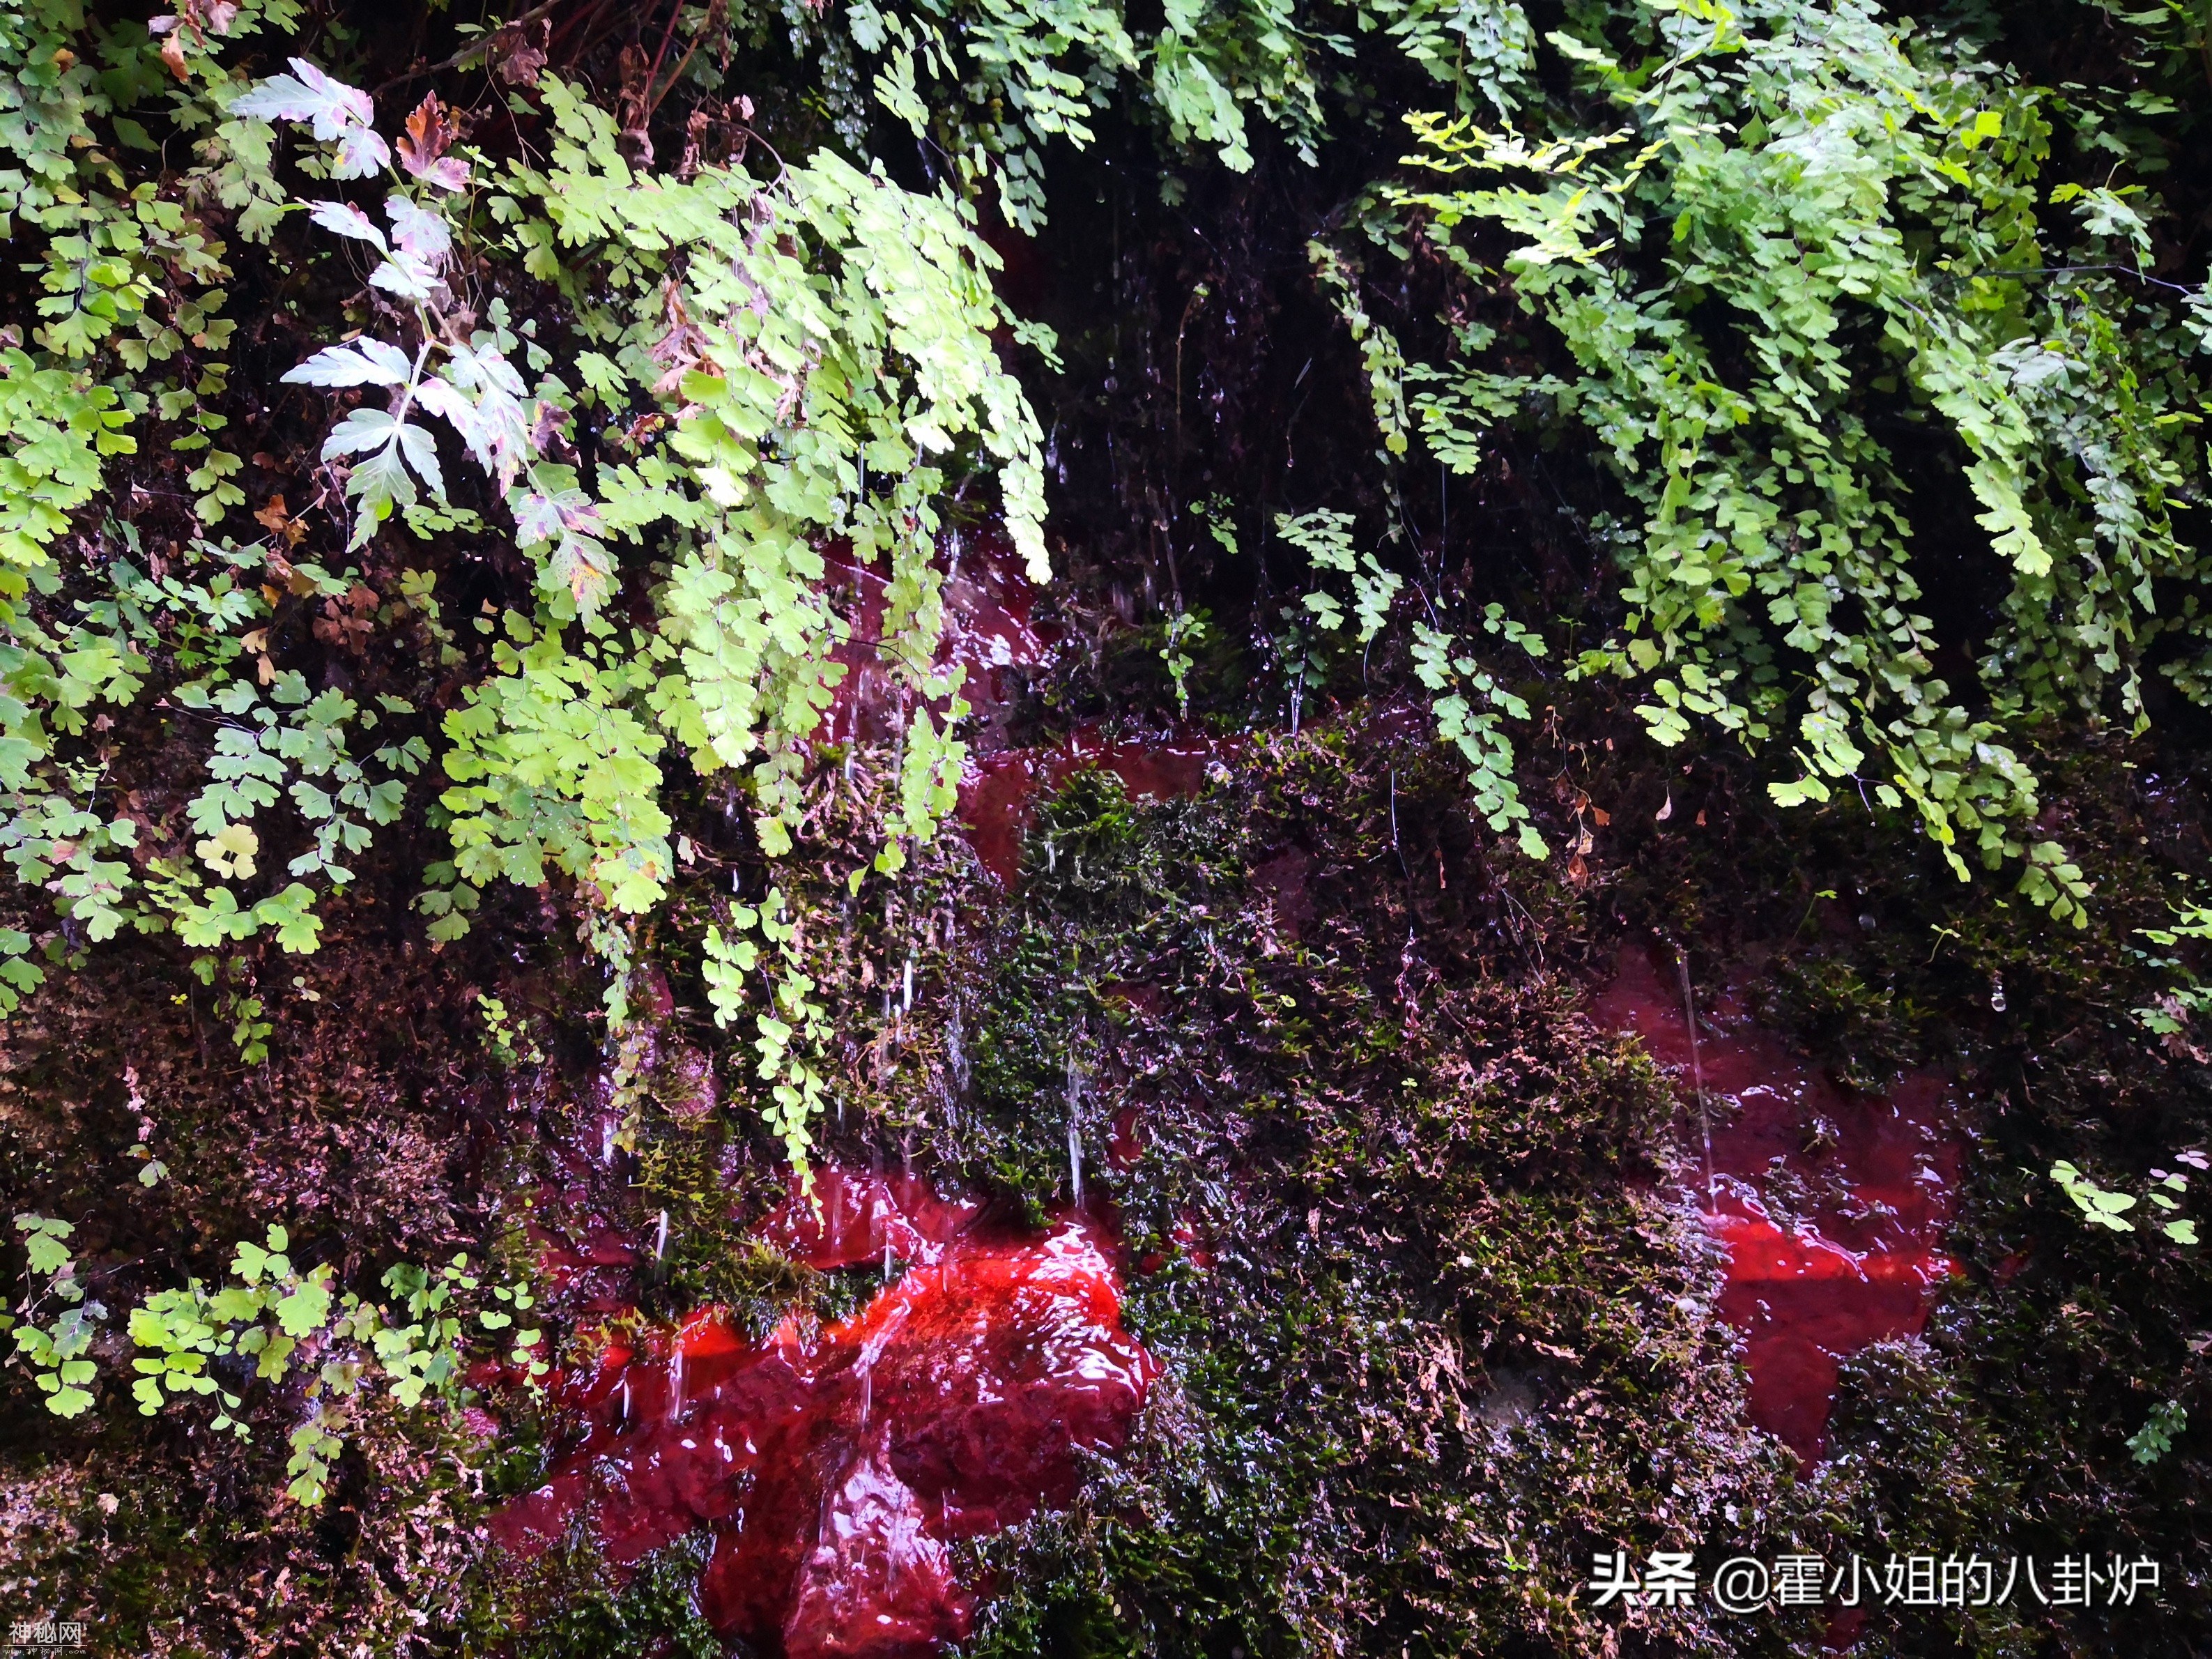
372 0 564 96
643 0 682 93
1934 262 2198 298
643 25 707 126
640 0 716 127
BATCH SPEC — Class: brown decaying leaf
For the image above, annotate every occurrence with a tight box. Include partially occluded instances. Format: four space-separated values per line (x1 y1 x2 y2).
313 585 380 655
254 495 307 546
486 17 549 87
397 93 469 190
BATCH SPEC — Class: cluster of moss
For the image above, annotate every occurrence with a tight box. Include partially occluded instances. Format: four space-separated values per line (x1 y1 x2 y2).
912 735 1788 1657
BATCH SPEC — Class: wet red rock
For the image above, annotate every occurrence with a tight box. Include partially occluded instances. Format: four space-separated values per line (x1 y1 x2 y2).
528 1145 642 1314
1592 947 1961 1469
755 1163 985 1271
822 523 1050 746
1101 981 1164 1018
815 517 1238 888
1825 1607 1871 1653
1167 1210 1215 1271
977 210 1050 319
491 1165 1158 1657
958 730 1231 886
1247 845 1314 940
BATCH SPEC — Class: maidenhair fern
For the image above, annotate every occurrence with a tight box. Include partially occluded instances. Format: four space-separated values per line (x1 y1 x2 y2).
0 24 1051 1165
1311 0 2212 921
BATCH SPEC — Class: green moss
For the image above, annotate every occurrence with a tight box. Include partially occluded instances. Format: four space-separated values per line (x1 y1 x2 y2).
906 737 1813 1655
470 1533 723 1659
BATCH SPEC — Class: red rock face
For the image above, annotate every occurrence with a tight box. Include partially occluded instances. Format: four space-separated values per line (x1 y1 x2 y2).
491 1165 1158 1657
957 732 1229 887
816 517 1237 888
1592 947 1961 1469
821 525 1049 747
528 1143 643 1315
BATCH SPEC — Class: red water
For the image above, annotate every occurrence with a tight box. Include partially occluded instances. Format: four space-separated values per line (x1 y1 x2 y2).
958 731 1229 886
491 1165 1158 1657
1590 948 1960 1469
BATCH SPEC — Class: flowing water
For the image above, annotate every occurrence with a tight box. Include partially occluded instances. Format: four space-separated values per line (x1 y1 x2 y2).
502 527 1213 1651
492 1164 1158 1656
820 524 1049 747
1592 947 1963 1469
817 517 1231 888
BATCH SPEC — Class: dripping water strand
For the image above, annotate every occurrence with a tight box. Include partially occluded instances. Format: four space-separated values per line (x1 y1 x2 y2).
945 996 967 1104
854 1311 899 1436
1066 1057 1084 1209
1388 765 1415 892
1675 946 1716 1202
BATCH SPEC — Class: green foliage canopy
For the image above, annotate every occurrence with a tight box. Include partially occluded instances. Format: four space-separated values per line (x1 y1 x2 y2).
1 0 2211 1151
